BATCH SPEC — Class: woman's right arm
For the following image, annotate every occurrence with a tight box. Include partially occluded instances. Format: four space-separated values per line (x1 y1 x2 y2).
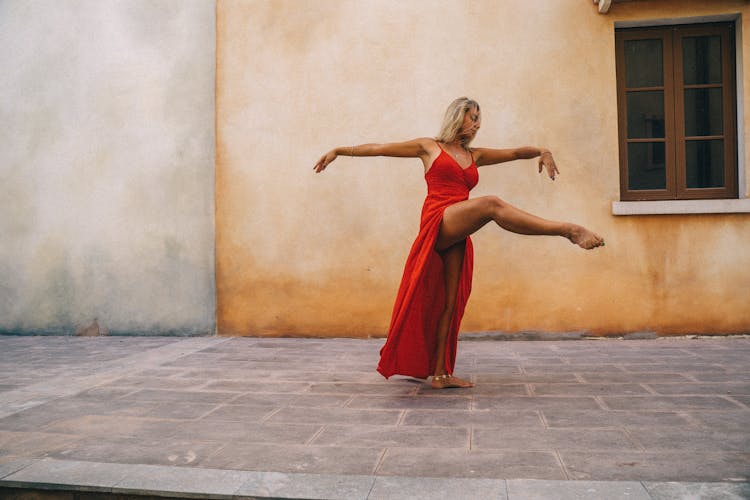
313 138 433 173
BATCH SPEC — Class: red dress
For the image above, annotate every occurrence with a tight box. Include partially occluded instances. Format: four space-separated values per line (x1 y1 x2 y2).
377 147 478 379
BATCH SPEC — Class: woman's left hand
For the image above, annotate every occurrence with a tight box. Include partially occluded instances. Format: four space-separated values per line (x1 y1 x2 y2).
314 149 338 173
538 150 560 181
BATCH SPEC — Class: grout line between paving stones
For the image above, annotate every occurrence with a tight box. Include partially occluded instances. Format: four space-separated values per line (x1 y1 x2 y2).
395 410 407 426
259 406 284 423
593 395 609 410
677 411 703 428
199 441 229 466
224 392 248 404
305 425 326 445
620 427 647 452
722 395 750 410
637 481 652 500
537 410 549 429
372 448 389 475
0 459 36 481
365 475 378 499
553 449 571 480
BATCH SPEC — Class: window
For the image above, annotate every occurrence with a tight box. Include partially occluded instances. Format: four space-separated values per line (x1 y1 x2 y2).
615 23 737 201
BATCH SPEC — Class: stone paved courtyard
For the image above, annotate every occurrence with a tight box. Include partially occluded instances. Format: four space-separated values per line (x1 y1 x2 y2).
0 335 748 499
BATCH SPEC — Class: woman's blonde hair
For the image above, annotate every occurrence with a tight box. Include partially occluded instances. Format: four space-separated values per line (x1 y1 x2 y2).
436 97 480 146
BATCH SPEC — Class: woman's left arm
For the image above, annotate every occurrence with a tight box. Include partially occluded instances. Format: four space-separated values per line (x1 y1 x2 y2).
473 147 559 180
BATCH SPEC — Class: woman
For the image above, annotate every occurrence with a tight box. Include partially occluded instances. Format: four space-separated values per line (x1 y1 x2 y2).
314 97 604 389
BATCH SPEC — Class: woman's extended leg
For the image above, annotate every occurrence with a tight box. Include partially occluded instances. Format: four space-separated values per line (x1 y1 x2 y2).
431 242 474 389
435 196 604 252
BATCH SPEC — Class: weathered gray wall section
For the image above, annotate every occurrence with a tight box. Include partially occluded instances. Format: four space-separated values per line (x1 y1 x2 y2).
0 0 216 335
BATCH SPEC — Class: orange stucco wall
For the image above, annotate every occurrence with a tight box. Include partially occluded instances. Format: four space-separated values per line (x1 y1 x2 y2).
216 0 750 337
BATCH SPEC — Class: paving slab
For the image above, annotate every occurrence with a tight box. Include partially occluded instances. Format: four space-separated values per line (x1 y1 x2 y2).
474 396 602 411
682 410 750 431
236 471 375 500
0 335 749 499
348 395 471 410
560 451 750 482
0 459 35 480
310 383 419 395
40 415 182 440
531 383 650 396
643 481 750 500
376 448 566 480
312 424 469 449
420 383 528 396
601 395 744 411
576 373 692 383
645 382 750 395
369 476 507 500
267 406 402 425
112 463 251 498
2 459 128 492
474 373 579 383
47 437 225 466
0 431 82 459
472 427 639 452
198 404 279 422
169 421 322 444
118 389 242 404
693 372 750 382
200 443 385 475
540 409 692 429
402 409 544 428
506 479 651 500
626 427 749 452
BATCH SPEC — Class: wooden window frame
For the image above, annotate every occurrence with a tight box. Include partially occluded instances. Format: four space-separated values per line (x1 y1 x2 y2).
616 23 737 201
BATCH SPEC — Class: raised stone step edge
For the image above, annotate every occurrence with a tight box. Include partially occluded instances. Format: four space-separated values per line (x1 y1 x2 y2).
460 331 750 341
1 458 749 499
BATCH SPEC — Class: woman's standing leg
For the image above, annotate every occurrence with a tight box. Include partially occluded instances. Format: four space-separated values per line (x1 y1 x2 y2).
432 241 474 389
429 195 603 389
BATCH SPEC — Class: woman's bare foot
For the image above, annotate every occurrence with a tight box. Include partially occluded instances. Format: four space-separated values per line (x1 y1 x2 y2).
565 224 605 249
431 374 474 389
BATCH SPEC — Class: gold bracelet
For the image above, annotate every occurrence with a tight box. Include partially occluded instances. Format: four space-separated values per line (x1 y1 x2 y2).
350 146 355 156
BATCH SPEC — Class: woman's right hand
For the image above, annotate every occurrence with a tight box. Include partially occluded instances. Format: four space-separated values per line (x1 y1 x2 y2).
314 149 338 173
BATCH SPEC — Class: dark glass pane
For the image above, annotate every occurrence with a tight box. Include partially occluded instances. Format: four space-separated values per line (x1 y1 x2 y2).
628 142 666 190
625 39 663 88
684 88 723 137
627 91 665 138
686 140 724 188
683 36 721 85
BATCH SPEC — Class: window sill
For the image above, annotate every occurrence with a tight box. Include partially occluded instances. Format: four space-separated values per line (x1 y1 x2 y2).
612 198 750 215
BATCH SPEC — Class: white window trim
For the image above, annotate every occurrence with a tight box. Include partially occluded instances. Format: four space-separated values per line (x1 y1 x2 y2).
612 198 750 215
612 14 747 215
